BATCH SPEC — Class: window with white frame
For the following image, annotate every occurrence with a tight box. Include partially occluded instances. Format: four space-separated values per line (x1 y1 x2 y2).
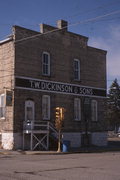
0 94 5 118
74 98 81 121
42 95 50 120
74 59 80 80
42 52 50 76
91 100 97 121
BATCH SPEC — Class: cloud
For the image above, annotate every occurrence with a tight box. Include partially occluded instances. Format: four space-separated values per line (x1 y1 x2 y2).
88 24 120 87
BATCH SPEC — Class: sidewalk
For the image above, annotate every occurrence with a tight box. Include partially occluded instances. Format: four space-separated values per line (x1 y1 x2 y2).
0 146 120 155
0 138 120 155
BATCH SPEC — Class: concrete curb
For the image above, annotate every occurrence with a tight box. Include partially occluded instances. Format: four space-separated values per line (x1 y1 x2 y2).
0 147 120 155
0 150 69 155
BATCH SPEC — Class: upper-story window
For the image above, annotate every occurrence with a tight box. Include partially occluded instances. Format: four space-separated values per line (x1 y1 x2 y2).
42 52 50 76
74 59 80 81
91 100 98 121
0 94 5 119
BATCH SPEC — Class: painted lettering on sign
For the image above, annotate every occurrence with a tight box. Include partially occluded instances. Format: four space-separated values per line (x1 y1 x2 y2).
15 76 106 97
29 80 93 96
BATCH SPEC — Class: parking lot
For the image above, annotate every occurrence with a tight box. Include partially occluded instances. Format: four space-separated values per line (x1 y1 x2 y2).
0 152 120 180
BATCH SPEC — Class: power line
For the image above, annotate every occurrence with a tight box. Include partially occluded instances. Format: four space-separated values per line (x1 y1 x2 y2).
0 0 120 28
0 2 120 40
0 10 120 85
14 10 120 44
40 0 120 25
64 0 120 22
88 16 120 23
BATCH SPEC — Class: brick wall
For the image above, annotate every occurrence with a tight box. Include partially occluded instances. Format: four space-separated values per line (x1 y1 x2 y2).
0 21 107 149
0 40 14 132
14 25 106 88
13 24 107 134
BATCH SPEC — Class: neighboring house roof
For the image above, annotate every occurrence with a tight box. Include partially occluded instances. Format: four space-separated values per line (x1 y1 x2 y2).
0 35 13 45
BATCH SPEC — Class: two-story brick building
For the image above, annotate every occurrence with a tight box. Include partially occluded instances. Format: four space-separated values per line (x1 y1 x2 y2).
0 20 107 150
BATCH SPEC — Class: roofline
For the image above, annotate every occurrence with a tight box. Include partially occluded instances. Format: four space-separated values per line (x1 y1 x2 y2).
13 25 40 34
87 46 107 54
0 36 13 45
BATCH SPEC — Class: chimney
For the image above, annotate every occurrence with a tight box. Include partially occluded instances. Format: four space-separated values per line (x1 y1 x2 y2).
57 20 68 31
40 24 57 33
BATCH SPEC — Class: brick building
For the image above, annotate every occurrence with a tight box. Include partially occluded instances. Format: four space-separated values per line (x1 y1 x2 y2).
0 20 107 150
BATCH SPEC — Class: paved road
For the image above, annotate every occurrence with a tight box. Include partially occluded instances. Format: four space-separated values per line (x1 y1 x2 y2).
0 152 120 180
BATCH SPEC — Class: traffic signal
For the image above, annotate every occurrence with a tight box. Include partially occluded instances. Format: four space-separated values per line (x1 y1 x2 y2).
55 107 65 152
55 107 65 130
55 107 61 120
59 107 65 121
55 107 65 121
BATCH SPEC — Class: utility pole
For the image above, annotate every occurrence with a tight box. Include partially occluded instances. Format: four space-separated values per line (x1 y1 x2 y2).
84 98 91 146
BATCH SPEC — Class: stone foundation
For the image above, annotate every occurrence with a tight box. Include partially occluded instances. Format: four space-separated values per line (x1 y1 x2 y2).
1 132 22 150
2 132 14 150
1 131 108 150
62 132 81 148
91 132 108 146
14 133 23 150
63 132 108 148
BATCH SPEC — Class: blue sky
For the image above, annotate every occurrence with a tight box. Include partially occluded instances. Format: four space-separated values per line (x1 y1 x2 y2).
0 0 120 89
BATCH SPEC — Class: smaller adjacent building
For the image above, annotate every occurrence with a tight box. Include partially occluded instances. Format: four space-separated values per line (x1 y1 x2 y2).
0 20 107 150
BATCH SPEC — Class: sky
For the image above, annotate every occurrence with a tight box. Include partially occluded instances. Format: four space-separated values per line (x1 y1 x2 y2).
0 0 120 89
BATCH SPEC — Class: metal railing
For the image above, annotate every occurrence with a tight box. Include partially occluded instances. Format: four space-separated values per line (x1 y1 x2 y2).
23 120 58 150
23 120 58 135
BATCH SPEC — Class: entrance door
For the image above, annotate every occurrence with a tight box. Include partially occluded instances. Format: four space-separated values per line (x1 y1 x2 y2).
25 100 35 123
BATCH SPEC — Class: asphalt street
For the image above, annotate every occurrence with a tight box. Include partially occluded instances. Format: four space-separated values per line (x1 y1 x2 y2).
0 152 120 180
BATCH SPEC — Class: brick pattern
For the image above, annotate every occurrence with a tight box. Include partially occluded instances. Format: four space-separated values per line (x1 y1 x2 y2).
0 41 14 90
0 41 14 132
0 22 107 149
13 25 107 132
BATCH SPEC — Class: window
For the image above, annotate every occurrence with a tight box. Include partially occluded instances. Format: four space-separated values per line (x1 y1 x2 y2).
74 59 80 80
0 94 5 118
74 98 81 121
25 100 34 122
42 52 50 76
91 100 97 121
42 95 50 120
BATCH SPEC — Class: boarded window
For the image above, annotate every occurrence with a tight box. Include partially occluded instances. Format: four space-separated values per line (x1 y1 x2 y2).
25 100 34 122
42 95 50 120
0 94 5 118
91 100 98 121
74 98 81 121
